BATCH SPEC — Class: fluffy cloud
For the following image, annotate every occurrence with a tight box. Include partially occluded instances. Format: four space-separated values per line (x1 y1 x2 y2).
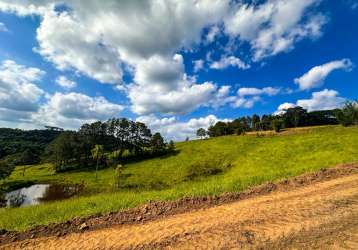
224 0 327 60
193 59 204 73
294 59 353 90
0 60 124 129
0 0 235 115
0 60 45 123
233 96 262 109
210 56 250 70
209 85 284 109
0 0 327 74
0 1 50 16
274 102 297 115
275 89 345 113
0 22 8 32
1 0 326 64
206 25 221 43
137 114 229 141
33 92 124 129
237 87 281 96
130 54 227 115
230 86 282 109
0 0 229 82
56 75 77 89
296 89 345 111
129 80 217 115
134 54 184 92
36 9 123 84
0 0 330 117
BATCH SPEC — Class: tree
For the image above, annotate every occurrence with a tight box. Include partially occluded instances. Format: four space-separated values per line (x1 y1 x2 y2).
130 122 152 156
18 149 36 176
260 115 274 131
282 107 308 128
91 145 104 180
114 164 124 189
0 160 15 180
150 133 166 155
0 128 61 165
252 114 261 131
196 128 207 139
168 140 175 152
208 122 231 137
307 110 339 126
45 132 78 172
272 119 283 133
336 101 358 126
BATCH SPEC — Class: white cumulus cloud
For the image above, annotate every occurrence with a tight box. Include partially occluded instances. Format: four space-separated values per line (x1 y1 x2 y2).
224 0 327 60
193 59 204 73
137 114 230 141
33 92 124 129
210 56 250 70
0 60 45 124
0 0 332 117
0 0 229 83
56 75 77 89
274 102 297 115
275 89 346 114
294 59 353 90
296 89 346 111
237 87 281 96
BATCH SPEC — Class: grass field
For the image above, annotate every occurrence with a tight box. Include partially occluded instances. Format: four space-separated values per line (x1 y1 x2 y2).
1 125 358 231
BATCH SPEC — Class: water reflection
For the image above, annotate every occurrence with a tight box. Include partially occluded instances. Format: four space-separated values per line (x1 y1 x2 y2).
5 184 82 208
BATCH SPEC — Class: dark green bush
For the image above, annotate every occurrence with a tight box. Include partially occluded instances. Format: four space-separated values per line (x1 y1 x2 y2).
186 159 232 180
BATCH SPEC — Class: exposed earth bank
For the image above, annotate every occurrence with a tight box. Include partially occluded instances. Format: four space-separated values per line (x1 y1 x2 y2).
1 163 358 249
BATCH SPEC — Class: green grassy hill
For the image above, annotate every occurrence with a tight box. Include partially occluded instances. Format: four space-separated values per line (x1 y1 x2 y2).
1 125 358 231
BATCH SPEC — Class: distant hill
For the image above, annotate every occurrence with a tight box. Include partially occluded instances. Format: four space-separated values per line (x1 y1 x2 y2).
0 128 62 164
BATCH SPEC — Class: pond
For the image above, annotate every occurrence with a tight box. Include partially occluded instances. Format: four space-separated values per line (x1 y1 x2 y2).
3 184 83 208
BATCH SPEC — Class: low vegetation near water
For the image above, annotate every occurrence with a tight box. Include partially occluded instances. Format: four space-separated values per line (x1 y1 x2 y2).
0 125 357 231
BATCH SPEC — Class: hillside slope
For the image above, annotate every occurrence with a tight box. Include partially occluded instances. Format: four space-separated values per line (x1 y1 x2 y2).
1 125 358 231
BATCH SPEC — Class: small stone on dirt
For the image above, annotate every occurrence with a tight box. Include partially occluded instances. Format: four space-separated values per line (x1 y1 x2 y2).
79 223 89 231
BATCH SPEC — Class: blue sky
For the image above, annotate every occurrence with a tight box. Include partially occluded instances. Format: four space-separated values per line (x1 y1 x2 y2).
0 0 357 140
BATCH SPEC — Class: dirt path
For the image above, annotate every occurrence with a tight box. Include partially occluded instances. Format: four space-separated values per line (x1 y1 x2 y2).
2 171 358 249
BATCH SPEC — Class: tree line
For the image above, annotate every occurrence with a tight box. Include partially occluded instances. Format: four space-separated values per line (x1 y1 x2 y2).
0 128 62 184
44 118 175 173
198 101 358 138
0 128 61 165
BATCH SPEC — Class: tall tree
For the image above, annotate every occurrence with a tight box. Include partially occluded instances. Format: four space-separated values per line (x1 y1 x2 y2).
283 107 308 128
336 101 358 126
196 128 207 139
252 114 261 131
18 149 36 176
91 145 104 180
150 133 166 154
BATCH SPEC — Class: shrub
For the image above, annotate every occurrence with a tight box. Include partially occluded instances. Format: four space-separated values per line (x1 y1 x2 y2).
336 101 358 126
186 159 232 180
272 119 283 133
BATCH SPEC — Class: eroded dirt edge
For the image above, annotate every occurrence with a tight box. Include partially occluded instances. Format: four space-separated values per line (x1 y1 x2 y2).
1 162 357 245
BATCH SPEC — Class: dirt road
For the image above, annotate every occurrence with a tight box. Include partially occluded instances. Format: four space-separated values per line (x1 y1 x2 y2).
2 172 358 249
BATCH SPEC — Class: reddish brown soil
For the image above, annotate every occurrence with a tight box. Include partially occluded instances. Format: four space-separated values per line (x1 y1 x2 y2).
1 163 357 248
